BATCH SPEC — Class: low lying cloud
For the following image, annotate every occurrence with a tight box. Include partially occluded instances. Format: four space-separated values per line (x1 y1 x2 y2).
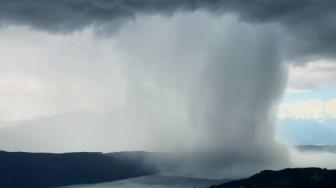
289 148 336 169
279 99 336 120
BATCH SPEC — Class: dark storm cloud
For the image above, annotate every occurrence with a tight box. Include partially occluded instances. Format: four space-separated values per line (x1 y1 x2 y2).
0 0 201 32
0 0 335 58
0 0 331 28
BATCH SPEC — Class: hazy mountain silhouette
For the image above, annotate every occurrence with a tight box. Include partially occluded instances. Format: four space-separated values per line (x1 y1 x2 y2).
296 145 336 153
0 110 130 153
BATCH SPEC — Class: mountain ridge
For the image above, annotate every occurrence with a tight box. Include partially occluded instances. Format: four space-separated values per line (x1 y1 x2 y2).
0 150 159 188
209 168 336 188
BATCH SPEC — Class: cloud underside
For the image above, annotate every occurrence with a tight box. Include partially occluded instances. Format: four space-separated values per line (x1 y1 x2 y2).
0 0 336 59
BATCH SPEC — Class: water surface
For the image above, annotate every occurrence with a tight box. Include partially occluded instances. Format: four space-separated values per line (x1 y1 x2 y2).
60 174 230 188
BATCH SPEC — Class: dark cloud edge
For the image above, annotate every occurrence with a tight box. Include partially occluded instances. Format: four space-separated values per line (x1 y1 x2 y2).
0 0 335 59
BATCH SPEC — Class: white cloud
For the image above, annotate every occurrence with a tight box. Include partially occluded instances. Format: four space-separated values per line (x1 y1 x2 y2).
282 59 336 120
279 99 336 120
286 60 336 93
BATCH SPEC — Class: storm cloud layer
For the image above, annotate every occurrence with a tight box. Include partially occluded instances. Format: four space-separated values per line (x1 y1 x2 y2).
1 0 336 58
0 0 336 177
